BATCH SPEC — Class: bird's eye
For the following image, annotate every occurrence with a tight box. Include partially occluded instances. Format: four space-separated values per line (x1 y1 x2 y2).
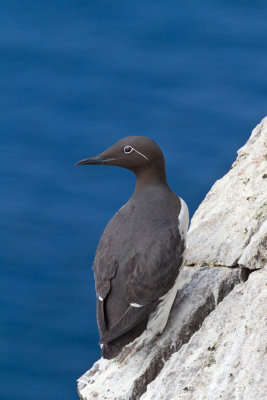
124 146 133 154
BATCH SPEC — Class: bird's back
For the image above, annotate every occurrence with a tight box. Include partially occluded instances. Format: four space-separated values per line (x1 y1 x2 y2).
92 185 185 357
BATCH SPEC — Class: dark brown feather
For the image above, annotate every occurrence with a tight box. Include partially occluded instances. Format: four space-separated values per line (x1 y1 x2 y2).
93 186 183 357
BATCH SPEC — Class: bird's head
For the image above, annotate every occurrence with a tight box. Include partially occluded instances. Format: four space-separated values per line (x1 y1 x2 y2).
76 136 166 177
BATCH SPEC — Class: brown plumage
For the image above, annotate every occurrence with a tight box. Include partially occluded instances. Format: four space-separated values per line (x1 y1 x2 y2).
76 136 187 359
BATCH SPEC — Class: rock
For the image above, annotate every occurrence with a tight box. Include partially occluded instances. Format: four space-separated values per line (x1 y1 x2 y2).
186 117 267 269
141 269 267 400
78 266 244 400
239 218 267 270
77 118 267 400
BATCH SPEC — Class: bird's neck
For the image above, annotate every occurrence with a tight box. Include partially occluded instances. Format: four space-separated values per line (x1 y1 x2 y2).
133 166 168 195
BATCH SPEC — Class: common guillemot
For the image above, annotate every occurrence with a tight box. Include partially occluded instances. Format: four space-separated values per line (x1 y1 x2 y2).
76 136 189 359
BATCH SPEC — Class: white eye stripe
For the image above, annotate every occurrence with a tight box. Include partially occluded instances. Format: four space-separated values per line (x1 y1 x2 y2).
123 145 149 161
133 148 149 161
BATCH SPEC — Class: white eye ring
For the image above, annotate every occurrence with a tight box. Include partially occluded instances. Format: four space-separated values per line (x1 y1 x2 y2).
124 145 133 154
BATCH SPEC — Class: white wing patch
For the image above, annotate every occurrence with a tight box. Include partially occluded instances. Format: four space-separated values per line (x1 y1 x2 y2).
130 302 143 308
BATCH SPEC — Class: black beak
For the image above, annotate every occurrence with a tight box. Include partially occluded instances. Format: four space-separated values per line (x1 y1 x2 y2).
75 156 115 166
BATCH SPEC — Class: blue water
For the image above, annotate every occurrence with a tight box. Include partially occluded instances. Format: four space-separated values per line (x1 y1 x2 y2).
1 1 267 399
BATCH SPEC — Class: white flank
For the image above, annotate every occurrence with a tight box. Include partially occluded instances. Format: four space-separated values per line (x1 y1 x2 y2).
178 197 189 241
135 196 189 346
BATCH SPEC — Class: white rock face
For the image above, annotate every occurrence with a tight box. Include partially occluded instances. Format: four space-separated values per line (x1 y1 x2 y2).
141 270 267 400
78 118 267 400
78 266 244 400
186 117 267 269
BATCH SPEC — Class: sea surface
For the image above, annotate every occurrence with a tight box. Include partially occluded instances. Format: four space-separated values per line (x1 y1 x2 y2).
1 1 267 399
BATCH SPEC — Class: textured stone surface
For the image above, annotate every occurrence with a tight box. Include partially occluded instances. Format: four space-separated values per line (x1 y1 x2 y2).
78 266 244 400
141 269 267 400
186 117 267 269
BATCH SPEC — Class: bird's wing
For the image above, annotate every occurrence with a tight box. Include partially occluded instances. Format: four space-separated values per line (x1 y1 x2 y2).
93 238 119 337
99 227 184 344
99 301 157 344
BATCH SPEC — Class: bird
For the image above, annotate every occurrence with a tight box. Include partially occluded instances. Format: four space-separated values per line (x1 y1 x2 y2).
76 136 189 360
